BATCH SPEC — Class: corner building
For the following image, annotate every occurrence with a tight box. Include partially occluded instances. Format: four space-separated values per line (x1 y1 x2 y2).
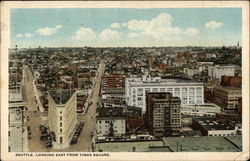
48 90 77 148
146 92 181 137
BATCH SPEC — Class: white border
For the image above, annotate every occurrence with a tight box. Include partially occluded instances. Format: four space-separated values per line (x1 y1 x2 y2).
1 1 249 161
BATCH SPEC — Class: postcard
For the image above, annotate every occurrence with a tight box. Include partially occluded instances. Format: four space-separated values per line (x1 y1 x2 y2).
1 1 249 161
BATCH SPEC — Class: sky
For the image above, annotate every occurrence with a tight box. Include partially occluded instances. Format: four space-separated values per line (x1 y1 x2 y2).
11 8 242 48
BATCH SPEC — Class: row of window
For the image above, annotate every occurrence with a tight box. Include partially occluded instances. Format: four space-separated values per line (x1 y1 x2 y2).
132 87 203 93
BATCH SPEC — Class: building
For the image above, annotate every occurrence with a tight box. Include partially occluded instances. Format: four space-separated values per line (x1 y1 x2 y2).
208 65 237 80
125 75 204 112
101 74 126 103
183 68 199 78
213 86 242 110
95 136 242 152
192 117 237 137
181 103 221 117
96 107 126 137
162 136 242 152
220 76 241 87
48 90 77 148
8 78 28 152
126 117 145 132
95 140 169 152
146 92 181 137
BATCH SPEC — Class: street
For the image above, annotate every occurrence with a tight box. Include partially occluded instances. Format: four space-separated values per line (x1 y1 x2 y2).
22 60 105 152
23 65 47 152
57 60 105 152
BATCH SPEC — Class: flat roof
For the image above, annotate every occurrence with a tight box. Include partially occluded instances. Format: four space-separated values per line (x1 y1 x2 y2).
49 90 76 104
97 107 126 118
194 117 234 131
128 78 203 86
162 136 242 152
95 136 242 152
95 140 165 152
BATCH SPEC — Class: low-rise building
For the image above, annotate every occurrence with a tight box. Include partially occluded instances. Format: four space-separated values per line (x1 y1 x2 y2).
220 76 241 87
192 117 237 137
208 65 237 80
213 86 242 110
95 136 242 152
181 104 221 117
96 107 126 137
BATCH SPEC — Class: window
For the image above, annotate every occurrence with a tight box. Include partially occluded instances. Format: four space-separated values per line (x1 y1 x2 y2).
160 88 165 92
152 88 158 92
99 121 101 124
60 129 62 133
60 111 62 114
60 117 62 121
137 97 142 101
60 123 62 127
60 137 63 144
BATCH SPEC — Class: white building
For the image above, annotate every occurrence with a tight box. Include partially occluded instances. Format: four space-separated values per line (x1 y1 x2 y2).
181 103 221 117
9 86 23 103
8 107 29 152
208 65 237 80
48 90 77 148
96 107 126 137
183 68 199 78
125 76 204 112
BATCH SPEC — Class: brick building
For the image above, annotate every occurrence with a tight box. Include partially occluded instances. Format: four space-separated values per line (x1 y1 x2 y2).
220 76 241 87
146 92 181 137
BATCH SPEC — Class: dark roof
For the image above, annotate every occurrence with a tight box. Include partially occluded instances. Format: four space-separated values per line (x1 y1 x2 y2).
194 117 234 131
97 107 126 118
49 90 76 104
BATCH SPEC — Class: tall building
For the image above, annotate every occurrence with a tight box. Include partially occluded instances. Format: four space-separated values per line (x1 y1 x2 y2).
208 65 237 80
125 75 204 112
48 90 77 148
146 92 181 137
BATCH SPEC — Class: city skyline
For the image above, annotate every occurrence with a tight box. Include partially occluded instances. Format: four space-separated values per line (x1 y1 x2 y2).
11 8 242 48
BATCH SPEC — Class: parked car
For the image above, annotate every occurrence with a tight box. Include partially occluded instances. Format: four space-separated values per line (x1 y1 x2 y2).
70 138 77 145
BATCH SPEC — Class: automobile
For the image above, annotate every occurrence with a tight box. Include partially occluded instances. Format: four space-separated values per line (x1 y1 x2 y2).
70 138 77 145
27 126 30 130
28 136 31 140
46 144 52 149
73 135 78 139
40 136 45 140
40 125 46 130
28 131 31 135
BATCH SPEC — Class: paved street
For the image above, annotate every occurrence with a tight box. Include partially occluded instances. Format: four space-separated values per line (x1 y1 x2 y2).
22 60 105 152
23 65 47 152
55 60 105 152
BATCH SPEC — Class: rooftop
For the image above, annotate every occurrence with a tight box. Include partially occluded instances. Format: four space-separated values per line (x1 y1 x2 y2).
97 107 126 118
95 140 166 152
95 136 242 152
162 136 242 152
128 77 202 86
49 90 76 104
193 117 234 131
